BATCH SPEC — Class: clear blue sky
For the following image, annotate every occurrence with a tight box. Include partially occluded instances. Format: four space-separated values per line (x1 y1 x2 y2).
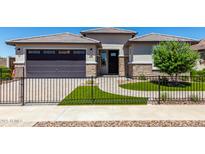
1 27 205 57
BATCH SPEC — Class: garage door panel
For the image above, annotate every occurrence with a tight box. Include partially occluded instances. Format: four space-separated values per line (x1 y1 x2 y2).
26 49 86 77
27 71 85 78
26 61 86 77
27 60 86 65
27 66 85 72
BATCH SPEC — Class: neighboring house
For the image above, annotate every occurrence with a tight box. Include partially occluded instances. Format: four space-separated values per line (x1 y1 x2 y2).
6 27 198 78
0 57 15 69
191 40 205 70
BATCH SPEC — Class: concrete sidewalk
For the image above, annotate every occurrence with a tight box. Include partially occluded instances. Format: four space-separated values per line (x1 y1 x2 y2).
0 105 205 126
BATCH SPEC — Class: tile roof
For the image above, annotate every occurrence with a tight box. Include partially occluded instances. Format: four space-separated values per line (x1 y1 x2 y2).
6 33 100 45
81 27 136 35
129 33 198 42
191 40 205 50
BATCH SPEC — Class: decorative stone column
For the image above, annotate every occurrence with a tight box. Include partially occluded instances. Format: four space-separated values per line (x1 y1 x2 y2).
119 56 128 77
86 63 97 77
14 64 25 78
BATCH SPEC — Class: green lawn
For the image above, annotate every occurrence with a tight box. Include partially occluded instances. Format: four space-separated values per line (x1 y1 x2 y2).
120 81 205 91
59 86 147 105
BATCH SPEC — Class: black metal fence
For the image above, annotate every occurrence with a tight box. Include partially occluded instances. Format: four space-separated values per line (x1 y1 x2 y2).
0 75 205 105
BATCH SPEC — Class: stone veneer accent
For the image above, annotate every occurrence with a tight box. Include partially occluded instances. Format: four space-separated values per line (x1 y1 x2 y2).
128 64 160 77
86 64 97 77
119 56 128 76
14 64 25 78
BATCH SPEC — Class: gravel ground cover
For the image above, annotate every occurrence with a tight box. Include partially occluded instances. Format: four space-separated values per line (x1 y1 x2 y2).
33 120 205 127
150 101 205 105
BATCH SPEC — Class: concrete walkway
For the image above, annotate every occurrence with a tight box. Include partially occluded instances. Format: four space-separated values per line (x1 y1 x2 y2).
97 77 205 99
0 105 205 126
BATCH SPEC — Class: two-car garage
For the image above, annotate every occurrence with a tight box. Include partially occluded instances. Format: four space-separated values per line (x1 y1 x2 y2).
26 49 86 77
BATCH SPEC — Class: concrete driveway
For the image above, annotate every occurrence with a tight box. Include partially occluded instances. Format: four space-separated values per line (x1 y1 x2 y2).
0 78 88 104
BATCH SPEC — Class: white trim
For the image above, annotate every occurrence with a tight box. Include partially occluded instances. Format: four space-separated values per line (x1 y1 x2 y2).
14 61 24 64
128 61 152 64
86 61 98 64
152 66 160 71
118 55 128 57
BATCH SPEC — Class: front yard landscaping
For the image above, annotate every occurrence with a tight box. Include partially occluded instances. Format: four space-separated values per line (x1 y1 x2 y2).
59 86 148 105
120 81 205 91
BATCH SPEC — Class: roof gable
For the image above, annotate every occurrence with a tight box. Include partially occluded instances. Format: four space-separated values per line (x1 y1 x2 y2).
6 33 100 46
129 33 198 42
81 27 136 35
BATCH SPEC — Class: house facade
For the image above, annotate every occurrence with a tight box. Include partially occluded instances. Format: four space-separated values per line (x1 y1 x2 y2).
6 27 198 78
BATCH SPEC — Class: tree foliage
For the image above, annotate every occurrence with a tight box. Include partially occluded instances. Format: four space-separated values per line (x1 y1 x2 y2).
153 41 199 77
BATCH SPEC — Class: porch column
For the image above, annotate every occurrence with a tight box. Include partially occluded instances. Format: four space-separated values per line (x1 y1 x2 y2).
119 55 128 77
14 63 25 78
86 62 97 77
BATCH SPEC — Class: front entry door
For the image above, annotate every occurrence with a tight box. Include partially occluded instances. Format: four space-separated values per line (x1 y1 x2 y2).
108 50 119 74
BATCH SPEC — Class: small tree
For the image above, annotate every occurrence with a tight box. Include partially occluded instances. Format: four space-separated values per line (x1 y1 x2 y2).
153 41 199 80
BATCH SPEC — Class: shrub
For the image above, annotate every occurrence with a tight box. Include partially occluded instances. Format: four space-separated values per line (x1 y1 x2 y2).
160 92 168 102
138 74 146 80
0 66 12 80
153 41 199 78
190 94 200 102
190 69 205 82
180 76 190 82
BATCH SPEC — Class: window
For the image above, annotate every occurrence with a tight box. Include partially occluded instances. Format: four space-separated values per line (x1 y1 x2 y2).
101 50 107 66
58 50 70 54
43 50 56 54
28 50 41 54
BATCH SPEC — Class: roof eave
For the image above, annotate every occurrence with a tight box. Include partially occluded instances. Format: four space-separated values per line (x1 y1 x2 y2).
6 41 101 46
128 40 199 43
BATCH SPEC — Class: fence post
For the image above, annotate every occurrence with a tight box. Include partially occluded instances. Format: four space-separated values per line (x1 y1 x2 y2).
91 76 94 103
20 67 25 105
158 75 161 104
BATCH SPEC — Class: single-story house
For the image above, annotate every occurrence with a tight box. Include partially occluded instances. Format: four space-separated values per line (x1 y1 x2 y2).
6 27 199 78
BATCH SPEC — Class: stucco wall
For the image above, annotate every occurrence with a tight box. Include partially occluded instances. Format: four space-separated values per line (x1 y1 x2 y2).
100 44 129 56
84 33 133 44
129 42 157 64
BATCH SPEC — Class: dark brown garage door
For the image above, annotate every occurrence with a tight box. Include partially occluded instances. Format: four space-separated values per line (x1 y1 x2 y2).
26 49 86 77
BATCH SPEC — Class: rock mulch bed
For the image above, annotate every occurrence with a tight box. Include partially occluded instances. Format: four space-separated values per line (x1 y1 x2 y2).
33 120 205 127
150 101 205 105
